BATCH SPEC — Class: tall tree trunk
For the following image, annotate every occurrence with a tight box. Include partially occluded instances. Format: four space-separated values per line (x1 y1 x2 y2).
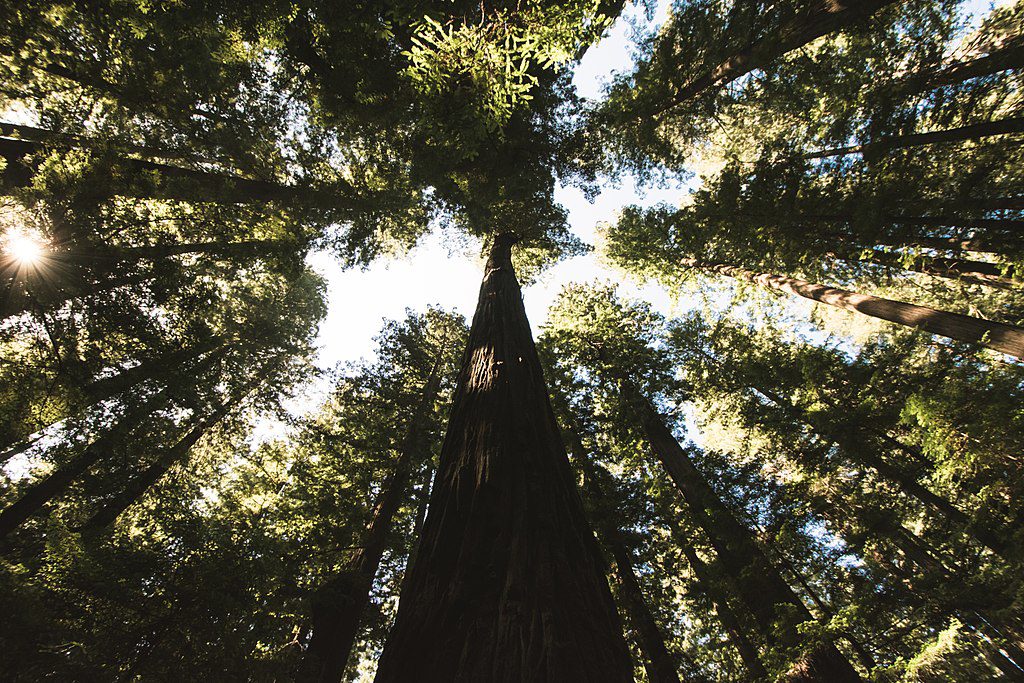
677 539 768 679
79 379 248 531
688 260 1024 358
804 117 1024 159
627 388 861 682
374 233 633 682
0 342 221 458
0 266 155 321
0 388 170 539
645 0 899 118
0 135 355 208
887 38 1024 98
872 234 1010 254
850 248 1018 289
770 543 878 673
607 533 686 683
302 356 444 683
570 440 685 683
688 342 1009 557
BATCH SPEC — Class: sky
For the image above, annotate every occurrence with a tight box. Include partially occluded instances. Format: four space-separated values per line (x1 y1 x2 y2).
304 0 680 377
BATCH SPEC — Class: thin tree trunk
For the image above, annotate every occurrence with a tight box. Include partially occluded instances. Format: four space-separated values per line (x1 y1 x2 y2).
0 388 170 539
1 267 156 321
570 439 686 683
627 387 860 682
0 342 220 457
0 135 354 207
607 534 686 683
888 38 1024 98
804 117 1024 159
646 0 898 118
303 356 444 683
871 235 1008 255
688 342 1009 557
0 121 201 162
677 540 768 679
688 260 1024 358
770 545 877 672
851 248 1018 289
79 381 247 531
374 233 633 682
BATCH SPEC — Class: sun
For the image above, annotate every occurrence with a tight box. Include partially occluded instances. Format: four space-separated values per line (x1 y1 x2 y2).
3 229 45 265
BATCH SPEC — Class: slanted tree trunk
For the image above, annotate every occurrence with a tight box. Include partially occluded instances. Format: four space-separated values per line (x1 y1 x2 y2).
0 266 156 321
79 375 250 531
0 388 171 538
571 443 685 683
872 234 1009 254
686 343 1009 557
302 356 444 683
0 342 223 457
769 542 878 673
0 135 355 208
804 117 1024 159
687 260 1024 358
677 539 768 679
626 387 860 682
851 248 1018 289
374 233 633 682
607 534 685 683
646 0 899 118
885 38 1024 98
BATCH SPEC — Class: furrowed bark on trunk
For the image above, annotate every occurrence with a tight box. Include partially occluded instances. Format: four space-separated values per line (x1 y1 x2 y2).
677 540 768 679
0 388 171 539
804 117 1024 159
373 233 633 682
302 355 444 683
627 388 860 682
687 260 1024 359
645 0 899 119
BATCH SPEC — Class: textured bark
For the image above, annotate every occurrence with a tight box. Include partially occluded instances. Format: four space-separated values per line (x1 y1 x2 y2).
678 541 768 680
805 116 1024 159
0 388 170 538
374 233 632 682
303 359 443 683
629 389 860 682
648 0 898 118
690 260 1024 359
